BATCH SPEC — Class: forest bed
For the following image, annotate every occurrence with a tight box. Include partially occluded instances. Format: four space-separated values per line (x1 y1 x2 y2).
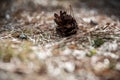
0 0 120 80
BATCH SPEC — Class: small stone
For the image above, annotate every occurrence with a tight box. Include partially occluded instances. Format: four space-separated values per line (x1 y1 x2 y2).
19 33 28 40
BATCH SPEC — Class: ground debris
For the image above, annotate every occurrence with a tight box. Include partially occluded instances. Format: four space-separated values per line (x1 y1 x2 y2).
0 0 120 80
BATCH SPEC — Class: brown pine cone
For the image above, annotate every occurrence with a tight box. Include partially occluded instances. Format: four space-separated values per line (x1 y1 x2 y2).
54 11 78 37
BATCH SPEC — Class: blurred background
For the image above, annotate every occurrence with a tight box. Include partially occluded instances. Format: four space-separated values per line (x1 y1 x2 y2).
0 0 120 19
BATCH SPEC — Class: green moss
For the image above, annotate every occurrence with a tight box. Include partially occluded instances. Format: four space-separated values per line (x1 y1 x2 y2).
92 38 105 48
86 49 97 57
0 41 14 62
0 40 33 62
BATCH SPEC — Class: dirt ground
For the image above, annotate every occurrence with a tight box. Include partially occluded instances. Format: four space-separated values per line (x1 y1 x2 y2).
0 0 120 80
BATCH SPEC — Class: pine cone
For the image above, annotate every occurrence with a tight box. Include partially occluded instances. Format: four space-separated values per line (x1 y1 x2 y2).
54 11 78 37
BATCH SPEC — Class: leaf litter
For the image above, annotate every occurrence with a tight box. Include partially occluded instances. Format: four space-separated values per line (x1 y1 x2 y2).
0 0 120 80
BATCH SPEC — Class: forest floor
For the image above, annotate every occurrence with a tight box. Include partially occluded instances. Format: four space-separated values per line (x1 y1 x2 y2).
0 0 120 80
